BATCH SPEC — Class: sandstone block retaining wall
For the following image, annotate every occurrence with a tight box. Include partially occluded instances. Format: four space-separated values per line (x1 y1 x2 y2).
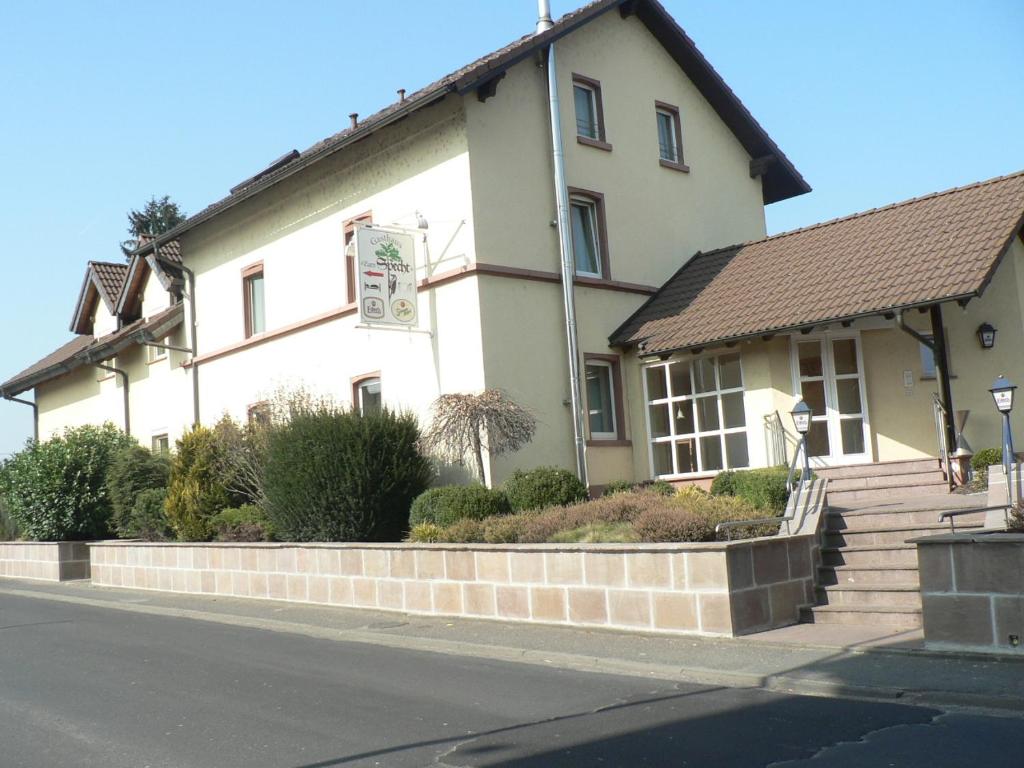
0 542 91 581
89 536 817 637
916 532 1024 654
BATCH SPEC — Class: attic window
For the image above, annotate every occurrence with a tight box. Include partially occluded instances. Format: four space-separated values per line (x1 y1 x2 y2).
572 74 611 151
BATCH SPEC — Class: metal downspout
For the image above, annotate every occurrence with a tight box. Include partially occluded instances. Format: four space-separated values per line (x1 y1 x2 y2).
154 247 200 428
94 363 130 436
4 395 38 442
544 40 589 487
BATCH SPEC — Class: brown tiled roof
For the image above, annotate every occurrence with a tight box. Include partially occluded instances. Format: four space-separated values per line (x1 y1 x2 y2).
88 262 128 311
612 170 1024 354
2 304 184 397
132 0 807 259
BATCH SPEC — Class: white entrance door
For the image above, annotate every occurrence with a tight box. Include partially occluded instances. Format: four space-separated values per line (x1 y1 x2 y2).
792 335 872 465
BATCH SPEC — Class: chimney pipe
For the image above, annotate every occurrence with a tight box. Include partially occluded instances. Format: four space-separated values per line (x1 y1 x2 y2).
536 0 553 33
349 112 358 128
398 88 406 102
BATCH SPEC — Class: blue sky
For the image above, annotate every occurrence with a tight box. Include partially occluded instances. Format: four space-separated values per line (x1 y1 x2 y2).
1 0 1021 456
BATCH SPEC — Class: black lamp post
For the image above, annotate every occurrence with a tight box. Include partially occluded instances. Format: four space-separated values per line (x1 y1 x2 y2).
791 400 812 485
977 323 997 350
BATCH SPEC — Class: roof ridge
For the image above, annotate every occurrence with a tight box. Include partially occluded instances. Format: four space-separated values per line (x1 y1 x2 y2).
760 168 1024 245
88 260 128 269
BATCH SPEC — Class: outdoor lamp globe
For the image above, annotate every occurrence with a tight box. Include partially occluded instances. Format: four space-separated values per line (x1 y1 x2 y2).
990 375 1016 414
791 400 812 435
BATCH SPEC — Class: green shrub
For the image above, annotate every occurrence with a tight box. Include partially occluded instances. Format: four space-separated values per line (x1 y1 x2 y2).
126 488 172 541
409 485 511 528
502 466 587 512
647 480 677 497
165 426 234 541
106 446 169 538
601 480 636 496
211 504 274 542
408 522 444 543
710 466 790 513
972 448 1003 472
0 424 134 541
0 493 19 541
263 405 433 542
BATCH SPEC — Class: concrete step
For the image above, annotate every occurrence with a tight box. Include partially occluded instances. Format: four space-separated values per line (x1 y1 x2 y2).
824 522 980 548
800 604 922 629
826 507 989 530
816 583 922 609
826 471 946 492
818 564 920 587
827 482 949 505
814 459 943 480
821 544 918 568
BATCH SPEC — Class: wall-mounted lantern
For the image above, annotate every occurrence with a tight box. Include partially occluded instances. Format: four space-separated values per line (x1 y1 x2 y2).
977 322 997 349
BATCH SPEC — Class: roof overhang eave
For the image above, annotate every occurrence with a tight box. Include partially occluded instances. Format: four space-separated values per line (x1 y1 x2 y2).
626 292 980 359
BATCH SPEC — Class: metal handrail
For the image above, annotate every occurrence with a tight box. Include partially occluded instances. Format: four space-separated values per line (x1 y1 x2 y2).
932 393 953 490
716 477 823 540
937 505 1009 532
785 437 802 494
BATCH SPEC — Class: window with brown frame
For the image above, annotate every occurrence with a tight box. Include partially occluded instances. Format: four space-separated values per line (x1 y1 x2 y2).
352 373 382 416
572 74 611 150
247 401 271 426
567 187 610 280
242 263 265 338
344 212 373 304
655 101 688 172
584 354 627 444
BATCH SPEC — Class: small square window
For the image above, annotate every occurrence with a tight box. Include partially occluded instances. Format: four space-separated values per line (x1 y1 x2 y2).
354 376 381 416
146 337 168 363
151 434 169 454
247 402 271 426
919 333 953 379
243 265 265 338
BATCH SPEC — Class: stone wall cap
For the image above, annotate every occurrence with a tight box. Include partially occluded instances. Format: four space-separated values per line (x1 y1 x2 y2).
910 531 1024 544
86 534 814 554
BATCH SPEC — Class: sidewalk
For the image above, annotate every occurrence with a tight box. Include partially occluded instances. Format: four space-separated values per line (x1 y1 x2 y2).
2 577 1022 714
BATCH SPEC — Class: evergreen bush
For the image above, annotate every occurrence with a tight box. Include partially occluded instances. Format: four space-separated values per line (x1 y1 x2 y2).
165 426 234 541
972 447 1003 472
263 405 432 542
0 424 135 541
502 466 587 512
106 446 169 538
710 466 790 513
211 504 275 542
127 488 173 541
408 485 510 528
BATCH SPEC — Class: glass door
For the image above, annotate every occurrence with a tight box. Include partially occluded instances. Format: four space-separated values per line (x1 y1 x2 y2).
793 336 870 463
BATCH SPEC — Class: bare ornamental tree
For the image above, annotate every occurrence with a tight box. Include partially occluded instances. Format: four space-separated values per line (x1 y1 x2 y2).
422 390 537 483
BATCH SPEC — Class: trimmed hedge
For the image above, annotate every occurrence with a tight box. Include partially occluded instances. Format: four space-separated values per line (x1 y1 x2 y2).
263 406 432 542
0 424 135 541
710 466 790 513
409 485 510 528
502 466 587 512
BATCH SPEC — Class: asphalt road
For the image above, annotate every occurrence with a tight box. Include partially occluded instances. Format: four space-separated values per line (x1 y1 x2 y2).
0 591 1020 768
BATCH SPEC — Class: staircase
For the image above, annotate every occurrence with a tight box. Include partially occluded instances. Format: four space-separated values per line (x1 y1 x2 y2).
802 460 988 629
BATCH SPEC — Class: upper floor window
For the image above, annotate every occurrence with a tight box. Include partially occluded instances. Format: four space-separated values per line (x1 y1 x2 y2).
242 263 265 338
353 375 382 416
248 401 271 426
344 212 373 305
568 188 608 279
151 433 169 454
572 74 610 150
146 337 168 364
655 101 688 172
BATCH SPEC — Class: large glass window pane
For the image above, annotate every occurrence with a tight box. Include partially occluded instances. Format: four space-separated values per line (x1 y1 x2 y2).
801 380 826 416
645 365 668 400
693 358 716 393
719 353 742 389
657 111 677 162
358 379 381 416
806 420 830 458
247 275 265 334
669 361 692 398
586 363 614 435
673 400 695 435
570 202 600 276
700 435 724 471
675 439 698 474
725 432 749 468
721 392 746 429
696 396 720 431
836 379 862 415
798 342 823 378
649 403 670 438
574 85 597 138
652 442 673 476
841 418 865 455
832 339 858 375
